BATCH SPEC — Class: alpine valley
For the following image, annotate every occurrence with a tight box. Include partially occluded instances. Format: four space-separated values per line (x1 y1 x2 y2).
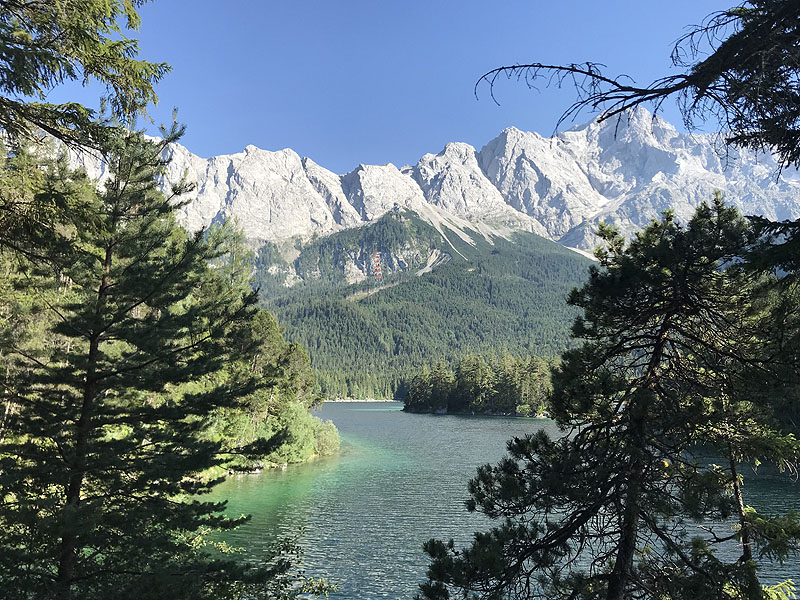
74 108 800 399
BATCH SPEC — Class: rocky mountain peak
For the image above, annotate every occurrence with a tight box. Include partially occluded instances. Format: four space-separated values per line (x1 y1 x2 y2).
71 110 800 252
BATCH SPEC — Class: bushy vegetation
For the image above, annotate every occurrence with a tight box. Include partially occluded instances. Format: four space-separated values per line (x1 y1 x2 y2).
291 209 444 285
201 304 340 472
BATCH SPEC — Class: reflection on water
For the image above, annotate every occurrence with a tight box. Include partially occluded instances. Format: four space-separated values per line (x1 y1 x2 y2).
210 402 800 599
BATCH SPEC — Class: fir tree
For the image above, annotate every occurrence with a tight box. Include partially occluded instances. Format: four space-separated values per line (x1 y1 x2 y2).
0 128 322 600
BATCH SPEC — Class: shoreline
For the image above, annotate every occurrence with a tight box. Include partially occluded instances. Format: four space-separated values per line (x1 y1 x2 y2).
323 398 396 403
404 407 551 419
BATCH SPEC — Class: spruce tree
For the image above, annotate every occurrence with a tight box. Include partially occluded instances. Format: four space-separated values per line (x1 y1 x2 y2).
0 128 316 600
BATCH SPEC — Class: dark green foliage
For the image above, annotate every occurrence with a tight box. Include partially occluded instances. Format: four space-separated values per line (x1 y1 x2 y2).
251 241 291 299
417 200 800 600
0 131 332 600
0 0 169 146
254 215 590 399
403 353 554 417
0 0 170 285
438 2 800 596
255 240 288 269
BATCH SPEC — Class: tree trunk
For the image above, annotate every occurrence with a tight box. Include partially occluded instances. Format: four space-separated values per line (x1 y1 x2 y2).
607 314 673 600
53 336 99 600
728 442 761 600
607 411 646 600
53 244 111 599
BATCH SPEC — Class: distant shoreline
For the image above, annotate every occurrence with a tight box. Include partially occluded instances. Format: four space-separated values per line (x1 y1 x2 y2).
404 406 551 419
323 398 396 403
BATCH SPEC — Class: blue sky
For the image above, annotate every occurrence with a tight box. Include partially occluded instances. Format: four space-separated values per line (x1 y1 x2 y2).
53 1 733 173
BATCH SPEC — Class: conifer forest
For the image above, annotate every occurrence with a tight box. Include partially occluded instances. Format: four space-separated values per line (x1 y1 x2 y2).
0 1 799 599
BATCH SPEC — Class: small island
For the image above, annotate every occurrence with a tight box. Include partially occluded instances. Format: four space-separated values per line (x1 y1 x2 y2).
401 353 554 417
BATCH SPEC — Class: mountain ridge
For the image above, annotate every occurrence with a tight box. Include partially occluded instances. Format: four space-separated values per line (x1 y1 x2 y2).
71 108 800 253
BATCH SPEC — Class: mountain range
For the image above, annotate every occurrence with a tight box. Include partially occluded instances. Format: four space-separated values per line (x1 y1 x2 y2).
69 109 800 398
75 107 800 257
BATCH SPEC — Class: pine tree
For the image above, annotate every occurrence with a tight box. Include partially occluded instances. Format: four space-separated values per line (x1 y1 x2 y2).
417 199 800 600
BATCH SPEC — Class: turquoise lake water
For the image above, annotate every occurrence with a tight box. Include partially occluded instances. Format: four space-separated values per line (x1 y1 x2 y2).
210 402 800 599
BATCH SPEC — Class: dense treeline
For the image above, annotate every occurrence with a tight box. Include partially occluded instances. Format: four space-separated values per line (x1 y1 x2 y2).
255 223 591 399
403 353 554 416
196 227 340 470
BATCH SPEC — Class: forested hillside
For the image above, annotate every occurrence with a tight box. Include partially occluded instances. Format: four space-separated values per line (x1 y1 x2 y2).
252 212 591 398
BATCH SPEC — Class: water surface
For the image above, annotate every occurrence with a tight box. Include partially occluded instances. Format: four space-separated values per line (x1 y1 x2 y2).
211 402 799 598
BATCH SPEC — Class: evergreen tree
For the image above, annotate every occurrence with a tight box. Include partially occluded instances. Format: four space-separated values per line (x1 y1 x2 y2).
417 200 800 600
454 355 493 414
0 0 169 146
0 0 170 283
0 129 322 600
429 361 456 412
212 307 339 469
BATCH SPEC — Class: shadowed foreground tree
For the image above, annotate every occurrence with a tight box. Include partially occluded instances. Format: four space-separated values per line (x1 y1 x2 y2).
0 2 335 597
417 200 800 600
424 3 800 596
0 129 328 600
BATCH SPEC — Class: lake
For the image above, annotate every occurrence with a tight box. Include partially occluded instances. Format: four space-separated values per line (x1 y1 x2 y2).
211 402 800 599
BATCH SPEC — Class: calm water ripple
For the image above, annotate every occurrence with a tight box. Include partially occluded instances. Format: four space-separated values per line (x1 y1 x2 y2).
210 402 800 599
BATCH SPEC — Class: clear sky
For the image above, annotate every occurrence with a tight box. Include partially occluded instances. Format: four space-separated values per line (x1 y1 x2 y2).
53 1 734 173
